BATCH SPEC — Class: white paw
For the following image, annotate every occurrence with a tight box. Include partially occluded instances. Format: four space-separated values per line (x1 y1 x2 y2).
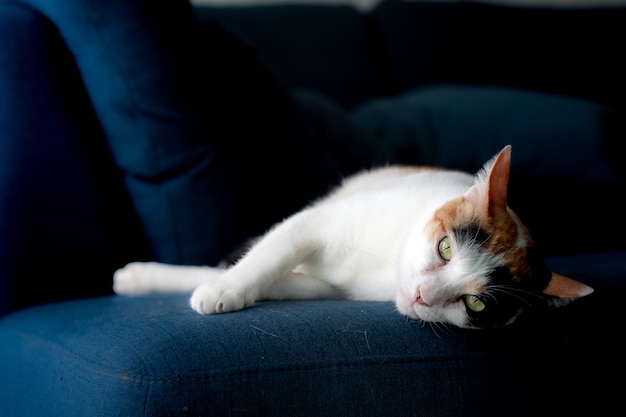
113 262 160 295
190 281 256 315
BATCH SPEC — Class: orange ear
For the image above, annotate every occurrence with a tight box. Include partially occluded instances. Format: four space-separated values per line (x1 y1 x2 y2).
486 145 512 212
543 272 594 306
465 145 512 212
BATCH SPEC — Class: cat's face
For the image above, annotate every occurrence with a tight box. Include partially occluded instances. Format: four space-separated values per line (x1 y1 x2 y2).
395 146 593 329
396 196 546 329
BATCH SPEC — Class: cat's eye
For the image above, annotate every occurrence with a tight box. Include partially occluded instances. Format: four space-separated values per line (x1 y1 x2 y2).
464 295 486 312
438 236 451 261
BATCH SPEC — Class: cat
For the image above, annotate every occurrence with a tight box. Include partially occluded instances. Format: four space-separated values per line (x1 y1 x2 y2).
114 145 593 329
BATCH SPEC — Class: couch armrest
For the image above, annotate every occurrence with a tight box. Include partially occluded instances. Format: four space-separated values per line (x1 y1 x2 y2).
0 3 148 317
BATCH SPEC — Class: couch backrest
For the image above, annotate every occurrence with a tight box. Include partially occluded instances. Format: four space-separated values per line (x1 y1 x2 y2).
373 1 626 108
196 0 626 109
194 4 388 109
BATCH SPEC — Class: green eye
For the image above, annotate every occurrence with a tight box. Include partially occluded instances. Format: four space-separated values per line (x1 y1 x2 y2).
464 295 486 312
438 236 451 261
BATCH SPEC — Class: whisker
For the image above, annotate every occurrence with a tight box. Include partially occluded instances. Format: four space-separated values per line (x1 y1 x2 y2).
432 321 453 337
493 284 544 300
484 284 544 306
429 321 442 337
472 219 491 248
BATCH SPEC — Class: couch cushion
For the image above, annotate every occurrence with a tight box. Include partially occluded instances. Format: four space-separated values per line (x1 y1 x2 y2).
350 84 625 254
1 261 621 417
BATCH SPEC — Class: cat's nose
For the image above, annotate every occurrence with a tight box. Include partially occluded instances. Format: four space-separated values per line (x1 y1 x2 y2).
415 291 430 307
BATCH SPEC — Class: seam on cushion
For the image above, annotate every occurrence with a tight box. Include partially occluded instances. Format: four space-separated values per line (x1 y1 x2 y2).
61 355 527 386
3 326 531 386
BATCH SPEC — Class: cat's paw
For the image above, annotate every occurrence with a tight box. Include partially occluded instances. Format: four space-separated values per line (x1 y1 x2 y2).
190 281 256 315
113 262 160 295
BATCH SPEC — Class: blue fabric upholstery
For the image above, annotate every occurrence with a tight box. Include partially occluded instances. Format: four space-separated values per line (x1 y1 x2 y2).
352 85 619 179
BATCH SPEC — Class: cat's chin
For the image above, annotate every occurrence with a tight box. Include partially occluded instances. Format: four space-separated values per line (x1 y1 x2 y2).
395 290 417 318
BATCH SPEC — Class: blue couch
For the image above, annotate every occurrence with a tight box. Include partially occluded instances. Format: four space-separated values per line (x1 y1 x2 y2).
1 0 624 415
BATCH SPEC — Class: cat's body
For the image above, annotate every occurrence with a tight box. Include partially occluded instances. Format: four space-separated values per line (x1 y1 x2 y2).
114 146 593 329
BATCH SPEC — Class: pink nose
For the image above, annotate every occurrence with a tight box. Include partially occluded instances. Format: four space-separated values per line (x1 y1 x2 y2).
416 293 430 307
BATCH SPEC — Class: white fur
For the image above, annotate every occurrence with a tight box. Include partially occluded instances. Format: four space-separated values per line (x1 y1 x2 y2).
113 262 223 295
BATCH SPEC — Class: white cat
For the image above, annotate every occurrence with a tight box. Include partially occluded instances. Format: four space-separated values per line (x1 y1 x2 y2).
114 145 593 329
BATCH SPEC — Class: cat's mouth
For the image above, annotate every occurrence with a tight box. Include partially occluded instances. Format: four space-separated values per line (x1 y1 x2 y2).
396 288 436 321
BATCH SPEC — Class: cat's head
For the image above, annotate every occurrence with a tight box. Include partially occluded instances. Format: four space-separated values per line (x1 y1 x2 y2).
395 145 593 329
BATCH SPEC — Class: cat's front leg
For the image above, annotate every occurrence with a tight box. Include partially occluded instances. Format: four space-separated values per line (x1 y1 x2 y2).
190 210 320 315
189 270 345 314
189 251 290 314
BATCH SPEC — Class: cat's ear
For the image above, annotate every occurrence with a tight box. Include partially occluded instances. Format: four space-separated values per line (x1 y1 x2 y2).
465 145 512 213
485 145 512 212
543 272 594 306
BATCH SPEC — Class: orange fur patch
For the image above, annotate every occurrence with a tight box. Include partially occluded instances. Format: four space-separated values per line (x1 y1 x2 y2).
428 196 480 239
486 209 535 283
429 195 536 284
